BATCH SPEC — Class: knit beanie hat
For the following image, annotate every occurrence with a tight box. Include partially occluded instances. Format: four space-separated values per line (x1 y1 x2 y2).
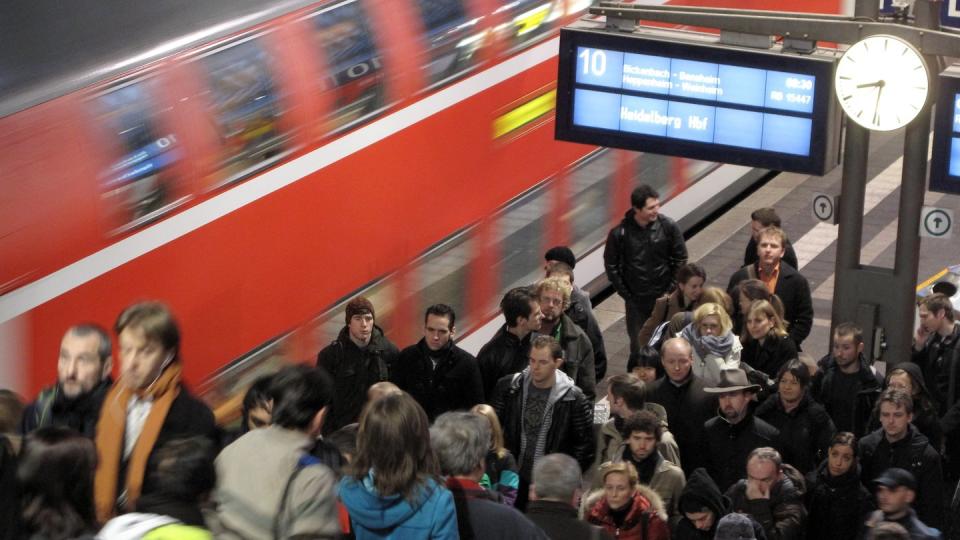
345 296 375 324
544 246 577 269
714 513 756 540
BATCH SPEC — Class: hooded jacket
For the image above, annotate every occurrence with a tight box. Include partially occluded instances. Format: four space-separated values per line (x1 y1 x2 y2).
489 367 595 474
316 325 399 435
338 475 458 540
674 468 730 540
548 312 597 401
477 326 531 401
865 362 943 450
726 474 806 540
804 460 873 540
392 338 483 420
703 413 780 492
21 378 113 437
566 286 608 380
811 353 882 436
586 484 671 540
755 392 836 475
603 210 687 302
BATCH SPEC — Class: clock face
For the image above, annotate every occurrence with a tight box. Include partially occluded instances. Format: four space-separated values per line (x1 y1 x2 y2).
835 34 929 131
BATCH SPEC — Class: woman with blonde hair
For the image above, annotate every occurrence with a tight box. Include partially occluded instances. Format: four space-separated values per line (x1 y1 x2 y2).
586 461 670 540
740 299 796 379
471 403 520 506
678 303 741 386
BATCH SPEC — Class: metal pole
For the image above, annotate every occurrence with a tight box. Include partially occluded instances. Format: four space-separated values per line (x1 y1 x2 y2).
831 123 870 328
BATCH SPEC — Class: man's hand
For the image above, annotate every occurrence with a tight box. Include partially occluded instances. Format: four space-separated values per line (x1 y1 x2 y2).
914 325 931 351
745 478 771 500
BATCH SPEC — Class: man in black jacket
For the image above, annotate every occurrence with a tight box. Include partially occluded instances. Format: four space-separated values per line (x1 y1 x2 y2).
743 208 799 270
912 293 960 414
477 286 542 400
811 322 882 436
859 388 945 531
726 447 806 540
490 335 594 510
727 226 813 348
536 277 596 401
862 468 942 540
21 324 114 438
544 259 607 380
674 467 731 540
316 296 400 435
603 184 688 355
392 304 483 420
528 453 613 540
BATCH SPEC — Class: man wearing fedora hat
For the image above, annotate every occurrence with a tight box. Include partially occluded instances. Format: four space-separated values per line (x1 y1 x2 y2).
702 368 780 492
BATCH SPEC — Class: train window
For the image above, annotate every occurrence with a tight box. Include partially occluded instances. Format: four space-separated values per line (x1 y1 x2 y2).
94 78 189 233
200 37 293 188
310 1 387 133
413 0 483 86
497 183 549 292
494 0 582 52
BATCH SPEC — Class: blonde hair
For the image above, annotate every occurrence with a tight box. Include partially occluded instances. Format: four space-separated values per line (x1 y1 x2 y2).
536 277 573 311
700 286 734 316
693 302 733 335
471 404 508 459
599 460 639 487
743 300 789 341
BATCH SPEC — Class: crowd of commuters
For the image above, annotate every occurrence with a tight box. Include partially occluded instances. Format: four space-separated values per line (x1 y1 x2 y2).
1 184 959 539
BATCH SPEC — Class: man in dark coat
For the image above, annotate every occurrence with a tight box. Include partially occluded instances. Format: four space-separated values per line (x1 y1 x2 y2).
646 338 716 475
859 389 945 531
726 447 806 540
603 183 688 356
861 468 942 540
21 324 114 438
743 208 799 270
674 467 730 540
536 277 596 401
544 257 607 380
527 453 613 540
477 286 542 400
912 293 960 413
702 369 780 492
316 296 400 435
811 322 882 436
727 226 812 347
392 304 483 420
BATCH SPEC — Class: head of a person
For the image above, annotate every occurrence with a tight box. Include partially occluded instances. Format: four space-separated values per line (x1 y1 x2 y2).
0 389 25 435
600 461 638 511
750 208 782 241
544 260 576 288
745 300 788 342
536 277 573 323
827 432 858 478
874 468 917 518
627 346 661 384
681 496 717 532
736 279 783 318
714 513 758 540
352 392 438 501
876 389 913 442
143 437 216 505
606 373 646 418
718 389 752 423
115 301 180 392
676 263 707 304
918 293 955 334
623 410 662 462
532 453 582 506
630 184 660 225
746 447 783 490
366 381 402 405
544 246 577 271
345 296 376 345
17 427 97 538
57 324 112 399
529 335 564 388
269 365 333 437
423 304 456 352
241 374 274 432
327 423 359 465
471 403 507 455
832 322 865 368
700 287 735 318
661 337 693 383
756 227 788 268
430 411 489 479
885 368 918 398
776 359 810 405
693 302 732 338
501 286 542 334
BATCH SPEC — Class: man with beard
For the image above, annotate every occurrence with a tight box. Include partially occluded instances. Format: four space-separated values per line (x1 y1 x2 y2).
536 277 595 401
811 322 882 436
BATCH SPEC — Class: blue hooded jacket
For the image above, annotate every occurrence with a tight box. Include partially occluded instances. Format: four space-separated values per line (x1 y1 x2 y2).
338 474 458 540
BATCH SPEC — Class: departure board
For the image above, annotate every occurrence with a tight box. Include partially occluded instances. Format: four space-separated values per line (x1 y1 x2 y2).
930 69 960 195
555 26 841 175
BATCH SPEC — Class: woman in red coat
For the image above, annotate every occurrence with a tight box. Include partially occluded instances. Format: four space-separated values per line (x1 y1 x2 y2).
587 462 671 540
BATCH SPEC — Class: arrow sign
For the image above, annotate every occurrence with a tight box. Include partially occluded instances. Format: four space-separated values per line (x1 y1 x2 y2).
921 207 954 238
811 192 836 223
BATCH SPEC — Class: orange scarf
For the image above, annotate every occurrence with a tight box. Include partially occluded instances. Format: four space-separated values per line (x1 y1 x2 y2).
94 362 182 523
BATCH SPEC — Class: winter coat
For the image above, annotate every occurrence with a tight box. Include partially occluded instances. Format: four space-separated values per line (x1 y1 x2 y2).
703 414 781 492
338 475 458 540
586 484 671 540
912 322 960 414
594 409 682 472
638 290 694 348
316 325 399 435
645 375 716 476
20 378 113 437
744 237 799 272
811 353 882 437
726 475 806 540
98 513 210 540
567 286 608 380
0 436 19 540
490 368 595 474
861 508 943 540
673 468 731 540
479 450 519 507
615 447 686 524
859 424 945 530
804 460 873 540
740 334 797 382
526 499 613 540
444 477 548 539
727 262 813 346
548 313 597 401
866 362 944 451
755 392 835 474
392 338 483 420
477 326 531 400
603 210 688 302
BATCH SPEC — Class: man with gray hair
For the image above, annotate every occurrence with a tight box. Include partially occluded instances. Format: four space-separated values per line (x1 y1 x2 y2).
430 411 548 539
527 453 612 540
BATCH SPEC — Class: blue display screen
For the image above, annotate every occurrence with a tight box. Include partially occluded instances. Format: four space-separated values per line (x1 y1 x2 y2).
571 46 816 156
930 74 960 195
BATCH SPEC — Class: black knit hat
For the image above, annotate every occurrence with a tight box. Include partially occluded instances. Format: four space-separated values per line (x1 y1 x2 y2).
345 296 375 324
544 246 576 269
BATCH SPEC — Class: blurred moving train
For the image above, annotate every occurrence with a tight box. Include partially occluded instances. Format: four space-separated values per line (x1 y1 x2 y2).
0 0 842 417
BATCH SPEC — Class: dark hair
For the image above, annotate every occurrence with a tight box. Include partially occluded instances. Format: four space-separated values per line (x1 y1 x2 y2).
622 410 662 441
833 322 864 346
876 388 914 415
736 279 786 319
500 286 537 328
676 262 707 285
628 346 661 370
115 301 180 356
269 365 334 430
631 184 659 209
776 359 811 389
607 373 646 411
424 304 456 328
530 335 564 360
351 393 439 502
544 246 577 269
143 437 216 504
750 208 782 227
920 293 955 322
66 323 112 363
326 424 359 463
747 447 782 470
18 427 97 540
0 389 24 434
829 432 858 456
544 261 575 284
241 374 274 433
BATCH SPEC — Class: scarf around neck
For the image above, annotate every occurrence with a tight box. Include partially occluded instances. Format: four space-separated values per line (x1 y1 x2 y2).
680 323 734 358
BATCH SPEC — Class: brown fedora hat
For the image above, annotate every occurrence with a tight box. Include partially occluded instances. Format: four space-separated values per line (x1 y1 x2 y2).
703 368 762 394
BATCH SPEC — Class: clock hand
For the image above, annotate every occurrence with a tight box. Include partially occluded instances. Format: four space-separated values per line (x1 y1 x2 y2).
857 80 884 89
873 83 883 125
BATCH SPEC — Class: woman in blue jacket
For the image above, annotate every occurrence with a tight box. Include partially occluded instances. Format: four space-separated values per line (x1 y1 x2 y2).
339 392 458 539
